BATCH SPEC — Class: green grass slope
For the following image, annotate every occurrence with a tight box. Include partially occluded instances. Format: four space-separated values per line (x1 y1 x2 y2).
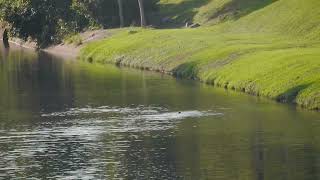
80 0 320 110
157 0 276 26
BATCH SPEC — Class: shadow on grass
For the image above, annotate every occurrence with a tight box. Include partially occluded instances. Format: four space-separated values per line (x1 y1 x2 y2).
154 0 277 28
276 84 311 103
154 0 211 28
172 62 199 79
206 0 277 22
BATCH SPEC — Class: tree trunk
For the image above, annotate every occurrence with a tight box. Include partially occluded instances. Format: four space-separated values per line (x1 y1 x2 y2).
137 0 146 27
117 0 124 27
2 29 9 48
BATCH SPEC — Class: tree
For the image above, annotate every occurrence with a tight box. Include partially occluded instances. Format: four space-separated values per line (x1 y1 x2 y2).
3 29 9 48
137 0 146 27
0 0 76 47
0 0 158 47
117 0 124 27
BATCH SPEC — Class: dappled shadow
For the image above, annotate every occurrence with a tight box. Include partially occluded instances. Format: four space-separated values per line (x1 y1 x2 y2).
153 0 277 28
153 0 210 28
276 84 311 103
206 0 277 23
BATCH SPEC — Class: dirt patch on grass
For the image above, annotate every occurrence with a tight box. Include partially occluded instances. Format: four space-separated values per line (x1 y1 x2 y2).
44 29 114 58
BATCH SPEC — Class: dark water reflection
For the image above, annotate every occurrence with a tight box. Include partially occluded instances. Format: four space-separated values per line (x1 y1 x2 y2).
0 44 320 179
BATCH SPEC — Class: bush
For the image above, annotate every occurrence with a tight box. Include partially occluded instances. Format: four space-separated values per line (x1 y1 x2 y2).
64 34 83 46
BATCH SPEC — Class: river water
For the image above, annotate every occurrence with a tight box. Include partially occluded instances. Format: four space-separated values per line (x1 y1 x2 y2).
0 44 320 179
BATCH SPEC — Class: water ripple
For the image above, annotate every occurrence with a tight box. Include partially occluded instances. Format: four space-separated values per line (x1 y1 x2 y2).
0 105 223 179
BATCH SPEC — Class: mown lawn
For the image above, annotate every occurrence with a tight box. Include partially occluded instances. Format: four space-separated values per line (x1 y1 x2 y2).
80 0 320 110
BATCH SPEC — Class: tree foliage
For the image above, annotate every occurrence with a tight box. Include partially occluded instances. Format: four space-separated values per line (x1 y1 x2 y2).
0 0 159 47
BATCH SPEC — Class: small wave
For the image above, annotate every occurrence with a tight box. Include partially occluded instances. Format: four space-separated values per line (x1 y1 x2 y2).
41 106 166 117
40 106 223 133
1 106 224 179
140 111 223 121
41 106 223 121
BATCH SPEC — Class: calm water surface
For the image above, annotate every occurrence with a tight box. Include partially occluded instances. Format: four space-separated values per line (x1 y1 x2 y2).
0 44 320 179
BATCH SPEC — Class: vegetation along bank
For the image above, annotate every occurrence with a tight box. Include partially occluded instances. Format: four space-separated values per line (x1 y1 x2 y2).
1 0 320 110
80 0 320 110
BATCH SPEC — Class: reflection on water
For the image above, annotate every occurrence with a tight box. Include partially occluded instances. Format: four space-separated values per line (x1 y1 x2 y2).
0 44 320 179
1 105 221 179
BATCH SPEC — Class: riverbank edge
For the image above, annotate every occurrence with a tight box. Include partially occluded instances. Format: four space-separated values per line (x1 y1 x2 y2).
3 29 113 58
83 55 319 112
77 29 320 111
4 32 319 112
6 37 80 59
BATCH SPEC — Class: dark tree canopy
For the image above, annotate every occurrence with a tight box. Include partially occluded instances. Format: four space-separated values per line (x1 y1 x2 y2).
0 0 159 47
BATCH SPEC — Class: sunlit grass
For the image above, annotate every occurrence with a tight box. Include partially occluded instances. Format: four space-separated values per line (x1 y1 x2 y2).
80 0 320 110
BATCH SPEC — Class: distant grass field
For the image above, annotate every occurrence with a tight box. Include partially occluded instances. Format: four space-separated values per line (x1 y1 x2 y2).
80 0 320 110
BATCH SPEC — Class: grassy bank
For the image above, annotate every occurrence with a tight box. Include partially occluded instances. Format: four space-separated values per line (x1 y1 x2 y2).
80 0 320 110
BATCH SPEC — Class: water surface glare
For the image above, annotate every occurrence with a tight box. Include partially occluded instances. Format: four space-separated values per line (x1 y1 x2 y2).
1 105 221 179
0 45 320 179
